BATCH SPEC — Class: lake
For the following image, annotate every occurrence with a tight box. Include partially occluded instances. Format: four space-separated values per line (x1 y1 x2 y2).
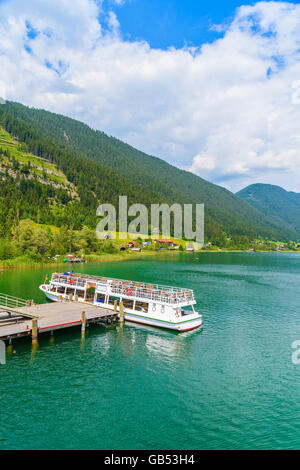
0 252 299 450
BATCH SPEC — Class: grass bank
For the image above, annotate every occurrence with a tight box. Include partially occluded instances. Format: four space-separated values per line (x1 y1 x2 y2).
0 250 161 270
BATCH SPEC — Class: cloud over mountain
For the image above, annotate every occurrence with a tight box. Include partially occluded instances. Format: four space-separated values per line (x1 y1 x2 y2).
0 0 300 191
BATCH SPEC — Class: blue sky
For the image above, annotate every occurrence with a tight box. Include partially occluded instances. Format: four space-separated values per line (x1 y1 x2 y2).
103 0 299 49
1 0 300 191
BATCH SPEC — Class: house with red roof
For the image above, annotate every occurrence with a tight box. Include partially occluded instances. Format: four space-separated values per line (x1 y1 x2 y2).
157 240 179 248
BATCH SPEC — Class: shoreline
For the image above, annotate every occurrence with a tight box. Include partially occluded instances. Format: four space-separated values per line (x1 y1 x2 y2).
0 250 155 270
0 249 299 270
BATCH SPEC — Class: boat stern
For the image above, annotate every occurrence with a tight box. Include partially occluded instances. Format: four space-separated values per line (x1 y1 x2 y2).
176 315 203 332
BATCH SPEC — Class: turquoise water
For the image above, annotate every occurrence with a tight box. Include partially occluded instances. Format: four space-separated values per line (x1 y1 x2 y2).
0 252 299 450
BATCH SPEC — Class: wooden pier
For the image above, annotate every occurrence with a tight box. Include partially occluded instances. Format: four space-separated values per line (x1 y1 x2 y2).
0 294 118 343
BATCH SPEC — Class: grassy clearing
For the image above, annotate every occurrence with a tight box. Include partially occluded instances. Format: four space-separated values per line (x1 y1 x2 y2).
0 126 69 186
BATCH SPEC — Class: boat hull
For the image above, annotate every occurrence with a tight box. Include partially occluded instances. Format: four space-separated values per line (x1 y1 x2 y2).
44 291 62 302
123 313 203 332
39 285 202 333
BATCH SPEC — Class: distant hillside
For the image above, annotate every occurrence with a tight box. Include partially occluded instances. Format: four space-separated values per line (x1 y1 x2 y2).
0 101 297 241
237 184 300 237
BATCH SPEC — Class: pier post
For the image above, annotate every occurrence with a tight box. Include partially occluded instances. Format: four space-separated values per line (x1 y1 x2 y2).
119 301 124 324
49 330 54 345
6 336 13 355
81 311 86 333
31 319 38 344
110 300 117 324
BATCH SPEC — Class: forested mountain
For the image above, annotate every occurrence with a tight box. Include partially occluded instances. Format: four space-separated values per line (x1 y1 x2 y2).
237 184 300 237
0 101 297 242
0 105 165 237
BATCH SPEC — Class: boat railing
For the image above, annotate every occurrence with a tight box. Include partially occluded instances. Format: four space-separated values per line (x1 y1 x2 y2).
51 275 86 288
50 274 194 304
110 286 194 304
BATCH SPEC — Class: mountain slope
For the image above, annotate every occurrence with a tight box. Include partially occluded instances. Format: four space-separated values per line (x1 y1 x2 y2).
0 124 76 236
0 126 73 189
237 184 300 237
1 101 297 241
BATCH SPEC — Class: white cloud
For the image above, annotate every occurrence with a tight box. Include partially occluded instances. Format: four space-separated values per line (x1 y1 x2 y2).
106 10 120 34
1 0 300 192
190 152 216 172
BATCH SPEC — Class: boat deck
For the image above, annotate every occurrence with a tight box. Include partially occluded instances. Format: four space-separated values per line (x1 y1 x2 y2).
0 301 117 341
50 273 195 304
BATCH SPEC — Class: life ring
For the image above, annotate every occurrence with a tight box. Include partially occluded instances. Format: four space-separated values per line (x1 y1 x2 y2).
69 279 74 285
126 288 132 296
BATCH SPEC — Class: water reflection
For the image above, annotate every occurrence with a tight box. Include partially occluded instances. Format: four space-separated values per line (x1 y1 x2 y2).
127 322 202 362
86 321 202 363
30 341 39 364
49 332 55 347
91 330 110 355
80 330 85 351
6 344 13 357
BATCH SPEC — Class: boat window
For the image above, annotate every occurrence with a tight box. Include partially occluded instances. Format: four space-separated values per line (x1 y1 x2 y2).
96 294 105 304
66 287 75 295
135 302 149 313
85 294 95 301
85 288 95 302
122 299 134 310
57 286 65 294
180 305 195 316
108 296 119 306
181 305 194 312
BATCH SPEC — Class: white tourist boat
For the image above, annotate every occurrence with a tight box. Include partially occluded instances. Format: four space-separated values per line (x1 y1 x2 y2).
40 272 203 332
